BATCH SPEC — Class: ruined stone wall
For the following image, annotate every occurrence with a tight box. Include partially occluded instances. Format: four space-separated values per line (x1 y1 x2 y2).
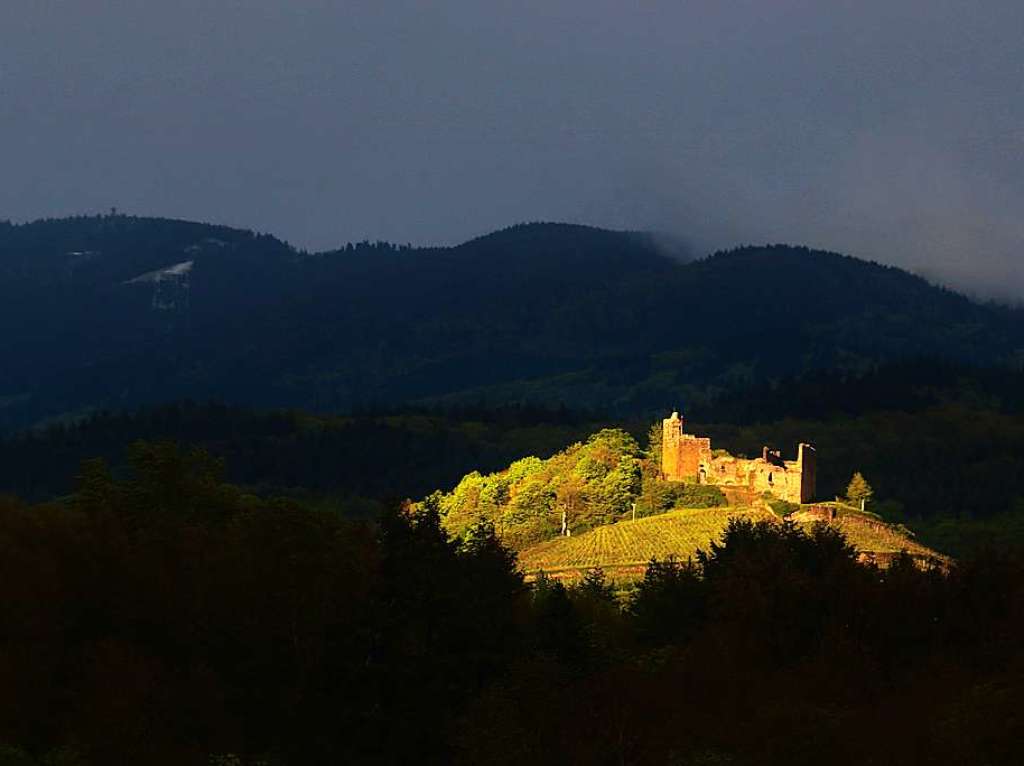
707 453 800 501
709 456 743 482
745 459 804 503
663 412 814 502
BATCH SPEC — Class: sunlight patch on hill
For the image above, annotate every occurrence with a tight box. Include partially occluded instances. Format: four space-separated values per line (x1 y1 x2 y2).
519 504 945 581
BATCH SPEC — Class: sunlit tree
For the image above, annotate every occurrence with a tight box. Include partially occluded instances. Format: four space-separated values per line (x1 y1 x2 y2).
846 472 873 510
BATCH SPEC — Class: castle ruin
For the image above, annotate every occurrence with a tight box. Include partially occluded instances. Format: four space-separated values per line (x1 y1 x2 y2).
662 411 816 504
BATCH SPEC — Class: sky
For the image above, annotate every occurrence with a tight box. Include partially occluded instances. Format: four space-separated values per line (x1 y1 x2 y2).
2 1 1022 300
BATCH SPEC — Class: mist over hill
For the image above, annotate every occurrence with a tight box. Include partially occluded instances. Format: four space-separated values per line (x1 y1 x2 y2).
2 214 1022 433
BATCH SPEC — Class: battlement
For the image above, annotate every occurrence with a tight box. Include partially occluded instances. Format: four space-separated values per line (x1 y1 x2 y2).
662 411 815 503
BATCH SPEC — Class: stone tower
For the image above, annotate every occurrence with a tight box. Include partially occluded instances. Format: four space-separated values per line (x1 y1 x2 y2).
661 411 711 482
662 411 685 480
797 443 817 503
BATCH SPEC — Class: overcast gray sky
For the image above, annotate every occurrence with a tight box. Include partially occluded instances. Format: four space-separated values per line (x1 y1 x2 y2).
2 1 1022 299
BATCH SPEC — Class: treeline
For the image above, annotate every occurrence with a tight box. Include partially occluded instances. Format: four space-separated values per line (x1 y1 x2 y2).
4 361 1024 553
707 359 1024 423
5 216 1024 431
1 446 1022 764
0 402 598 505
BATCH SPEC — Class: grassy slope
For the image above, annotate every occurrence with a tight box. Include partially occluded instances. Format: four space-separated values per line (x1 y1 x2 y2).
518 504 944 580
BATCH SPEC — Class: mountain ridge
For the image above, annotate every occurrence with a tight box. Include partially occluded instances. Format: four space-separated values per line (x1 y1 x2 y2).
2 215 1022 432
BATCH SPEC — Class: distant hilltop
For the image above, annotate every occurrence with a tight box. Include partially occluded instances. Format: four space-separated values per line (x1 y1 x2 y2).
2 215 1022 433
662 411 815 504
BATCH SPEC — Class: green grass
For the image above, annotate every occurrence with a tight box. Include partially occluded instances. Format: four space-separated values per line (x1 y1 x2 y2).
518 504 945 580
791 503 942 560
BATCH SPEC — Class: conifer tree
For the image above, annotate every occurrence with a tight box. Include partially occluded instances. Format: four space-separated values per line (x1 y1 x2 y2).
846 472 873 510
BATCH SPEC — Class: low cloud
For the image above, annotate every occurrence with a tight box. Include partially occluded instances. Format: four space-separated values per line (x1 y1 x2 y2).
1 1 1021 301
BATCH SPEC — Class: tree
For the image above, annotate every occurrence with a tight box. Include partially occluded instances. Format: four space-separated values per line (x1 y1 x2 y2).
594 456 641 524
645 421 663 477
530 573 584 664
571 568 622 662
553 473 585 537
846 472 873 510
630 555 705 644
575 567 616 605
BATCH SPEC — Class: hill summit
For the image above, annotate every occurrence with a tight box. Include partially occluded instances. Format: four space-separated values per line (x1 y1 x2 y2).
430 421 941 578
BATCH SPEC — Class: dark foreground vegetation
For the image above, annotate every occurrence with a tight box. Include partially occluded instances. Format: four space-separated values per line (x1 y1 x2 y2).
1 445 1022 765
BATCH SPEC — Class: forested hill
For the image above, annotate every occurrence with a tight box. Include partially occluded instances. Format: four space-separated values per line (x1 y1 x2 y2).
2 214 1022 432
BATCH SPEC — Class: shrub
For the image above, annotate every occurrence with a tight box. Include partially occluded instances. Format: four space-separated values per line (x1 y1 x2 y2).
767 498 800 517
